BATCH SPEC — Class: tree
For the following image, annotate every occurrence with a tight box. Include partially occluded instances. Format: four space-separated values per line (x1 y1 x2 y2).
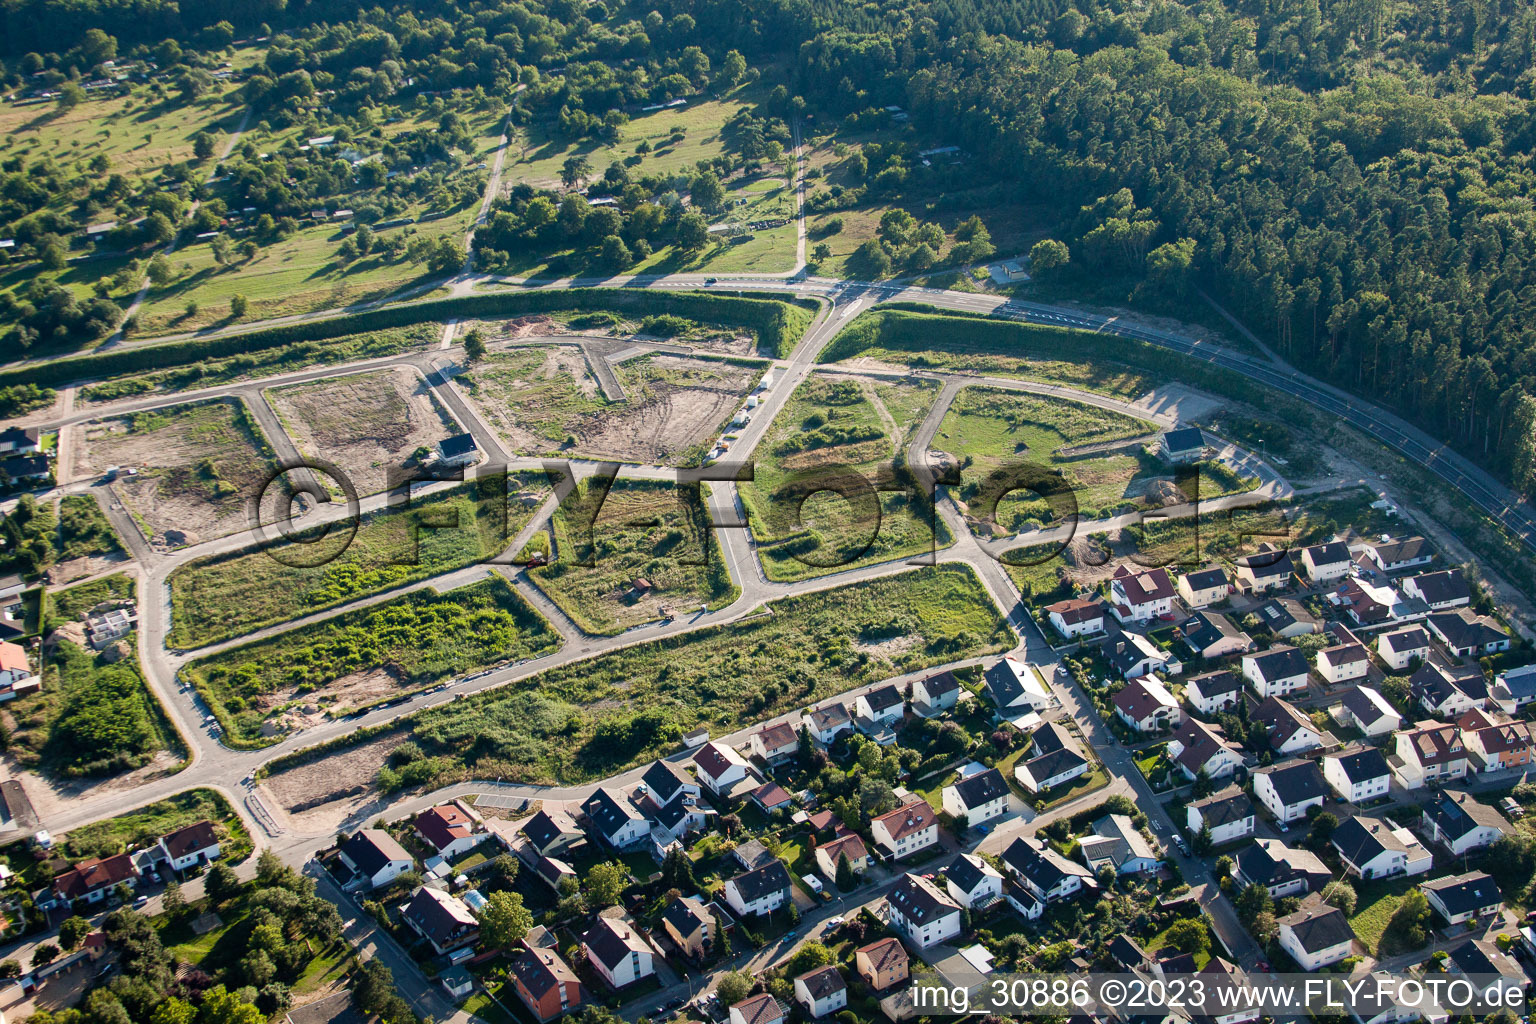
1192 823 1213 856
561 155 591 189
478 890 533 951
585 861 626 907
198 986 263 1024
719 51 748 89
147 254 174 286
598 234 632 269
32 943 59 968
1305 811 1339 851
661 847 696 892
1381 890 1431 955
193 132 217 160
1321 879 1357 916
427 237 465 275
788 941 833 976
1234 882 1273 925
211 235 232 265
0 961 20 979
59 915 91 950
144 211 177 247
1163 919 1210 956
229 294 248 319
835 852 857 890
58 82 85 109
811 242 832 265
850 239 891 278
716 971 751 1005
676 212 710 252
690 171 725 212
205 862 240 903
162 879 185 917
462 328 488 363
1028 239 1071 274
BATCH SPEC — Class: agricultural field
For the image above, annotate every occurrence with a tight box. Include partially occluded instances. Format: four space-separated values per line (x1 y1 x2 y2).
740 372 950 581
166 473 549 649
184 574 560 746
378 564 1014 786
530 479 736 635
72 398 276 549
460 346 763 466
267 366 460 497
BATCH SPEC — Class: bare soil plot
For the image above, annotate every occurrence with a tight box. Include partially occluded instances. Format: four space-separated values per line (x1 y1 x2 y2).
268 367 460 496
72 399 276 550
262 731 406 817
460 346 762 466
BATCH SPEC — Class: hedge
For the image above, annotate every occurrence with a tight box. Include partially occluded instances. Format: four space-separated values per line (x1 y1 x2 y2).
1 288 819 391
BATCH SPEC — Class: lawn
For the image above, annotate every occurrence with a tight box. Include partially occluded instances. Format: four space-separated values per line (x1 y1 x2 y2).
377 563 1014 786
166 473 549 649
739 372 952 581
530 479 738 635
185 574 561 746
63 788 251 862
1348 877 1418 956
1142 919 1214 969
45 571 135 626
54 493 123 563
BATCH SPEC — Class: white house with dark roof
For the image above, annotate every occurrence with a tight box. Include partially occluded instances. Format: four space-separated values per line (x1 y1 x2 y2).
158 820 221 873
945 853 1004 909
886 872 963 949
1108 565 1177 623
870 797 939 860
437 433 480 467
1013 722 1090 793
693 742 751 797
514 809 586 859
1278 895 1355 970
855 685 905 728
1427 608 1510 657
1186 787 1255 846
942 767 1010 824
1322 746 1391 803
803 702 852 745
1421 871 1504 925
1421 789 1508 855
1366 536 1434 573
1490 664 1536 714
402 886 479 955
1392 721 1469 789
1078 813 1160 875
1241 646 1309 697
1316 642 1369 684
910 671 960 717
1184 670 1243 714
1044 598 1106 639
1252 597 1322 638
640 759 700 808
1178 566 1233 609
1166 718 1244 781
583 789 648 849
1252 759 1327 822
1403 570 1471 610
1112 676 1181 733
1253 695 1324 755
1331 815 1431 880
1232 838 1331 897
1177 611 1253 660
751 722 800 764
338 829 413 891
1376 625 1431 671
793 966 847 1018
985 657 1056 713
1160 426 1207 463
1334 685 1402 738
582 915 655 989
1299 541 1352 583
1233 547 1294 594
724 860 791 917
1105 631 1179 680
1410 663 1484 718
1000 836 1096 904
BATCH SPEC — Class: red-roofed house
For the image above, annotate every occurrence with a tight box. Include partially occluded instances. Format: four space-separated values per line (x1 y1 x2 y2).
1109 566 1177 624
414 802 484 859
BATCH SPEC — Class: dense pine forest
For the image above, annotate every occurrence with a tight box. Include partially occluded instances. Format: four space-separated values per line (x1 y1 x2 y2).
5 0 1536 489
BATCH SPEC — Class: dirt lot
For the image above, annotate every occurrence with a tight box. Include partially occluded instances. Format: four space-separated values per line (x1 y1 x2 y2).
262 731 406 830
268 367 460 496
71 398 275 550
262 666 405 733
462 346 762 466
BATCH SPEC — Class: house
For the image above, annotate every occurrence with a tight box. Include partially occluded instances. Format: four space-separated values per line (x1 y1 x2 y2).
1490 664 1536 714
1299 541 1352 583
751 722 800 764
414 803 483 860
870 798 939 860
1334 686 1402 738
793 967 847 1018
854 938 910 992
1186 787 1256 846
1366 536 1434 573
1253 695 1324 755
1166 718 1245 781
945 853 1004 909
1331 816 1431 880
437 433 480 467
582 915 654 989
440 967 473 1000
660 896 715 959
942 767 1010 825
515 809 586 859
1176 611 1253 660
1251 759 1328 822
749 782 792 815
338 830 413 891
1421 871 1504 925
1426 608 1510 657
1322 746 1391 803
0 426 40 455
402 887 479 955
1233 547 1294 594
508 945 583 1023
803 702 853 745
728 994 784 1024
158 820 221 872
1178 566 1233 608
1316 642 1369 684
1392 721 1469 789
1251 597 1322 638
582 788 647 849
1044 598 1107 638
532 855 576 893
1277 895 1355 970
855 684 905 728
640 759 700 808
1241 646 1310 697
1000 836 1095 903
985 657 1057 712
723 859 792 917
1160 426 1207 463
1013 722 1090 794
1105 631 1180 680
1111 676 1182 733
0 641 39 699
1458 709 1534 773
1078 814 1160 875
814 833 870 879
1331 576 1421 627
2 456 50 482
1231 838 1331 897
1421 789 1509 855
731 840 778 872
1403 570 1471 610
1199 958 1262 1024
911 671 960 717
1410 663 1484 717
886 873 963 949
54 853 138 904
1184 670 1243 714
1109 565 1177 623
1445 938 1526 1001
1376 626 1431 671
693 742 751 798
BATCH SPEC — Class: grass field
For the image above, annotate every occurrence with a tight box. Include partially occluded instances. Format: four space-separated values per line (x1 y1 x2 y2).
530 479 737 634
166 474 548 649
739 372 951 580
383 563 1013 785
45 571 135 625
74 398 275 548
53 493 123 569
1347 877 1417 955
62 787 250 862
184 573 561 746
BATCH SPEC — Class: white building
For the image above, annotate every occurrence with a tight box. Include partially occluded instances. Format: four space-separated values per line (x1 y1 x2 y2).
870 798 940 860
1186 787 1255 846
582 916 655 989
886 873 963 949
1252 760 1327 823
1277 896 1355 970
1241 646 1310 697
793 967 847 1018
1321 747 1391 804
724 860 792 918
942 768 1009 825
1376 625 1431 671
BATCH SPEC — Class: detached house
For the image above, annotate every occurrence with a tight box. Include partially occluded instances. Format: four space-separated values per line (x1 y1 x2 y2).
1184 670 1243 714
1410 663 1484 718
582 915 654 989
1422 789 1509 855
1421 871 1504 925
1013 721 1090 794
1232 838 1331 897
583 788 648 849
0 642 38 700
803 703 853 746
1376 626 1431 671
1242 646 1310 697
516 809 585 860
1109 565 1177 623
855 938 909 992
886 873 963 949
338 830 413 892
1490 664 1536 714
856 685 905 728
1112 676 1182 733
1299 541 1352 583
941 767 1010 825
1278 895 1355 970
1000 836 1095 904
814 833 869 879
1252 759 1328 823
1044 598 1107 639
1331 816 1431 880
402 887 479 955
1233 547 1294 594
1253 696 1324 755
414 803 483 860
946 853 1004 909
1177 611 1253 660
1366 536 1434 573
724 859 792 917
1322 746 1391 804
694 742 751 798
1186 787 1256 846
1178 566 1233 609
910 671 960 717
1252 597 1322 638
1334 686 1402 738
751 722 800 764
1078 813 1160 875
729 994 784 1024
1105 630 1180 680
1316 642 1369 684
54 853 138 905
985 657 1057 713
1427 608 1511 657
870 798 939 860
660 896 715 960
793 967 847 1019
1403 570 1471 610
508 945 583 1023
158 820 221 873
1392 721 1469 789
1166 718 1245 782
